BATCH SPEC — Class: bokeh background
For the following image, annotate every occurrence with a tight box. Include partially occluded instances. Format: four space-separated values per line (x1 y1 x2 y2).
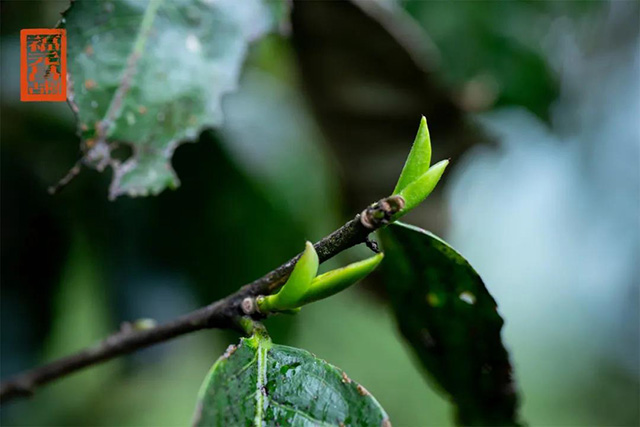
1 0 638 425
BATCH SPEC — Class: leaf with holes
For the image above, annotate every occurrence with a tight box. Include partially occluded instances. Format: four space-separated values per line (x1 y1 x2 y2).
62 0 283 199
193 331 389 426
378 222 521 426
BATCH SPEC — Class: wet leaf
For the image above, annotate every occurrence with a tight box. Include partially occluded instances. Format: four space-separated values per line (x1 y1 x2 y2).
193 332 389 427
379 222 520 426
62 0 282 199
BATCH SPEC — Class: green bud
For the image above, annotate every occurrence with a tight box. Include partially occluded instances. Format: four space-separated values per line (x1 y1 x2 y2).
257 241 318 312
393 116 432 195
395 159 449 219
297 253 384 306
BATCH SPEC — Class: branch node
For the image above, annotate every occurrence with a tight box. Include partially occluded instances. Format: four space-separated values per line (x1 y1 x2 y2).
360 195 405 229
365 237 380 253
241 297 257 315
48 160 83 195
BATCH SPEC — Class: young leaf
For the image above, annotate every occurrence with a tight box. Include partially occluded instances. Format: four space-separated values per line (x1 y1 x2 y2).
62 0 284 199
291 0 482 216
379 222 521 426
395 159 449 218
298 252 384 306
193 333 389 427
393 116 432 195
258 241 318 312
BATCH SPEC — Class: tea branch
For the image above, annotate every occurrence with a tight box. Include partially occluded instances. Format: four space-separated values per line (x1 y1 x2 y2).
0 196 402 405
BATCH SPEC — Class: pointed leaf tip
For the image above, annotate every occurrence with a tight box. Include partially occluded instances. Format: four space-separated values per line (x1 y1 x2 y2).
277 241 318 305
258 241 319 312
393 116 432 195
298 252 384 306
394 159 449 219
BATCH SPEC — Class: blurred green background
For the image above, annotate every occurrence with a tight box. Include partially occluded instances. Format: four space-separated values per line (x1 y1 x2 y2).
1 0 638 425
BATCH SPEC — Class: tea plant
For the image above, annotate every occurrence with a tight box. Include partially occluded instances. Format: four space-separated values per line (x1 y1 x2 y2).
0 1 520 425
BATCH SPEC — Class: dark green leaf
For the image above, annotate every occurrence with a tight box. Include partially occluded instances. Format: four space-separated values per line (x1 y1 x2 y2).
62 0 281 199
194 332 390 427
379 222 520 426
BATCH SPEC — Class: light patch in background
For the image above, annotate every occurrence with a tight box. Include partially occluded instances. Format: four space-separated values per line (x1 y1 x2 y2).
445 2 639 424
220 70 340 239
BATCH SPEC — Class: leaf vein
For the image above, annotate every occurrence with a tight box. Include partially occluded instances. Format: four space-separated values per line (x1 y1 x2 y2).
268 399 335 426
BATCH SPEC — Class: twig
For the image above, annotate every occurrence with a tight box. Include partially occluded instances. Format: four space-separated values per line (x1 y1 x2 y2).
365 236 381 253
48 159 83 195
0 196 402 405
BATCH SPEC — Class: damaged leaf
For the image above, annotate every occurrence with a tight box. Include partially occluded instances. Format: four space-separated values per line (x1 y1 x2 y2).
379 222 520 426
193 332 389 426
62 0 282 199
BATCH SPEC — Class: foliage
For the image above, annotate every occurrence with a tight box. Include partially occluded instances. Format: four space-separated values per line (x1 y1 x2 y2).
389 117 449 219
379 223 519 426
4 1 527 426
187 116 518 425
403 0 560 120
194 328 389 426
257 242 383 313
289 0 479 217
393 117 433 195
62 0 282 199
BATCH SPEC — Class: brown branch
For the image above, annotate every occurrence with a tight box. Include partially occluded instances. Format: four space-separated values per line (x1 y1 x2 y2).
48 158 83 195
0 196 402 405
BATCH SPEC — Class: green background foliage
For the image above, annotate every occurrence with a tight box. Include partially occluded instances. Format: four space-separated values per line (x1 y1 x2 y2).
1 0 638 426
